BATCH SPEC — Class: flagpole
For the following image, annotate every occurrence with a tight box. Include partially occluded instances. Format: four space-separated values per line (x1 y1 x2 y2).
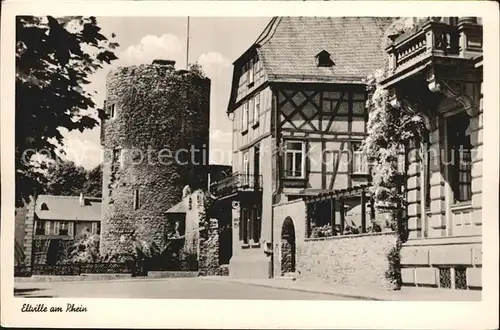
186 16 190 69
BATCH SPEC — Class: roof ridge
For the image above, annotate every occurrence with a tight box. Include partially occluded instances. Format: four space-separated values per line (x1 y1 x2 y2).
255 16 282 47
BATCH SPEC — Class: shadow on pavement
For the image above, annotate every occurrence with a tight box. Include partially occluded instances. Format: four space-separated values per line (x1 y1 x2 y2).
14 287 55 298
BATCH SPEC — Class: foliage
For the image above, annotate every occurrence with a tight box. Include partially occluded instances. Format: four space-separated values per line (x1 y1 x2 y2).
385 245 403 289
16 16 118 206
45 160 103 197
82 165 103 197
362 17 425 290
65 229 101 263
101 63 209 255
310 224 332 238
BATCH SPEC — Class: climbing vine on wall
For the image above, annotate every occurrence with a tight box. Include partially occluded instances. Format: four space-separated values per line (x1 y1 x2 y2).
362 17 427 290
101 62 210 258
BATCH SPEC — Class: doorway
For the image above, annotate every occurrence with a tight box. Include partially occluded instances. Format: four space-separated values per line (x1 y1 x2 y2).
280 217 296 275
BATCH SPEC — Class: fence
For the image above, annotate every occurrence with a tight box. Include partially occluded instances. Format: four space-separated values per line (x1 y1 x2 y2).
14 262 134 277
14 258 199 277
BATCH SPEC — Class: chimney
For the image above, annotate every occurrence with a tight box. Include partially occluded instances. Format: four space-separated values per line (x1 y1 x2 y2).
152 59 176 67
79 193 85 207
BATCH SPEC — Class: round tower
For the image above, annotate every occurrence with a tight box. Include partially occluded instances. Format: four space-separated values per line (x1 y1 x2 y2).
100 60 210 258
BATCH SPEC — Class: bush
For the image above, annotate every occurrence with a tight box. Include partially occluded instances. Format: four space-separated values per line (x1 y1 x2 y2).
64 229 101 264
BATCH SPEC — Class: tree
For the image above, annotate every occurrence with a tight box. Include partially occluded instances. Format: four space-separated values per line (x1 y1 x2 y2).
45 160 103 197
16 16 119 206
82 165 103 198
45 160 87 196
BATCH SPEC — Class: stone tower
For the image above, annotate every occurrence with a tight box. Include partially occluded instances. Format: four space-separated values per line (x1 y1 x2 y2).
100 60 210 257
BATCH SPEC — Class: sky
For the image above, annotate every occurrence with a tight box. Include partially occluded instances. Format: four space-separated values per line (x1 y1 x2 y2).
63 17 271 169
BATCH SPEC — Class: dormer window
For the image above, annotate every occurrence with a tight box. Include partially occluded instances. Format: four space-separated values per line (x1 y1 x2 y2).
40 202 49 211
315 50 334 67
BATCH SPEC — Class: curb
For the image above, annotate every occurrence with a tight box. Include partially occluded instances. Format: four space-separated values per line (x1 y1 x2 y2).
199 277 384 300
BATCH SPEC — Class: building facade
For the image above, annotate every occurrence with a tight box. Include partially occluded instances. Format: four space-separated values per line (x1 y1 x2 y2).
15 194 102 266
211 17 395 278
212 16 483 291
381 17 483 290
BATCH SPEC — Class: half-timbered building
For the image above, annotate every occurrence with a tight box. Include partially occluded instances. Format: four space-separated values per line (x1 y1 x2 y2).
210 17 395 278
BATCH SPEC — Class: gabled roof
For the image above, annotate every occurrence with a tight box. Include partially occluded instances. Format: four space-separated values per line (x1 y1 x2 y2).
228 17 394 112
165 200 187 214
34 195 102 221
256 17 394 83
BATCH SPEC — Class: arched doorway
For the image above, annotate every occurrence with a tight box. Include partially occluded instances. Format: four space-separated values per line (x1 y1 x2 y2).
280 217 296 275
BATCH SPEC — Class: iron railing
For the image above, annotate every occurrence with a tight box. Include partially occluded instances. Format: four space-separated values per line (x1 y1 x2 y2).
14 262 134 277
210 172 263 197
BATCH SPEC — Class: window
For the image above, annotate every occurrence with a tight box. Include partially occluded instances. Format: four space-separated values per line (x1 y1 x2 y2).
424 141 431 209
447 112 472 203
249 98 254 124
247 61 254 86
91 222 100 235
52 221 60 235
35 221 45 235
68 222 74 237
44 221 51 235
133 189 140 210
109 103 116 119
253 57 260 77
242 102 249 132
315 50 335 67
59 221 68 235
253 94 260 125
113 148 123 169
352 142 369 174
284 141 306 179
242 151 249 185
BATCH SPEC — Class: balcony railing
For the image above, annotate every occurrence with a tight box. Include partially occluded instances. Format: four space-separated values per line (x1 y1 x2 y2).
387 21 461 75
210 172 262 198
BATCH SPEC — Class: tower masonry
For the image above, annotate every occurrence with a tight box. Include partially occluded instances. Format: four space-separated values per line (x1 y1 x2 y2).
100 60 210 258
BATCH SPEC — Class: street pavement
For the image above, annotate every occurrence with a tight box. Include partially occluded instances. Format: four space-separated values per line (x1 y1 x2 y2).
14 278 362 300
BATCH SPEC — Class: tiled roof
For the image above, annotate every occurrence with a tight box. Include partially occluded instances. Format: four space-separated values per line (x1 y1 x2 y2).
34 195 102 221
255 17 394 83
165 200 186 214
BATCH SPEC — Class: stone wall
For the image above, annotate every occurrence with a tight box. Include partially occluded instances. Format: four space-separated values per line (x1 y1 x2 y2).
273 199 398 289
298 233 397 289
100 62 210 257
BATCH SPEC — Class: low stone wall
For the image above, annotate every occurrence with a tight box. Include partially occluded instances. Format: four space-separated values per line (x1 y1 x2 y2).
297 232 397 289
147 271 198 278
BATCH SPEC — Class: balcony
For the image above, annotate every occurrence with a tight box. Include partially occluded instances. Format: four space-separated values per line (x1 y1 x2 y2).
210 172 262 199
381 17 482 91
